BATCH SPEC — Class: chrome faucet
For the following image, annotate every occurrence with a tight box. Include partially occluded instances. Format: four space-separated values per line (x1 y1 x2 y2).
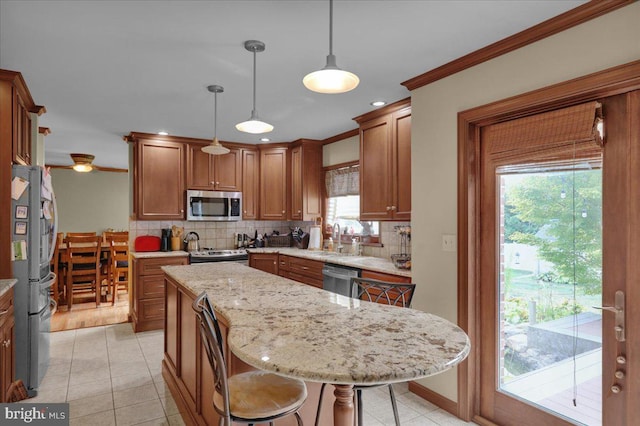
333 223 343 252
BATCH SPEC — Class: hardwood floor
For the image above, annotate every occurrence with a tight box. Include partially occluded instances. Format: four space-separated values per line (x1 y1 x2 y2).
51 295 130 332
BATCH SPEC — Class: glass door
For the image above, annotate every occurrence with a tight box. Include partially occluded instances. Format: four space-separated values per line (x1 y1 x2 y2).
498 165 602 425
476 93 639 426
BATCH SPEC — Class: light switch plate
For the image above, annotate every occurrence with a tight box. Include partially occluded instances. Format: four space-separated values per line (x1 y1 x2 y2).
442 234 456 252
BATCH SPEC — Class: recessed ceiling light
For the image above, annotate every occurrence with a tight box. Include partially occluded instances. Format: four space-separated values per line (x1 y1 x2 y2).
158 131 169 135
260 137 271 142
370 101 386 107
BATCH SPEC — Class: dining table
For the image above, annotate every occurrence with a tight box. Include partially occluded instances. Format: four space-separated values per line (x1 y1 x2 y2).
161 262 471 426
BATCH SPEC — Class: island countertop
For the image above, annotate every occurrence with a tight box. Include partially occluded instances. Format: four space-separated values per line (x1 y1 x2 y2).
162 262 469 386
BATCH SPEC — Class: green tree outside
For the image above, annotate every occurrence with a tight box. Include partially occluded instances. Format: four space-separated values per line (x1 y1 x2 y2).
505 170 602 295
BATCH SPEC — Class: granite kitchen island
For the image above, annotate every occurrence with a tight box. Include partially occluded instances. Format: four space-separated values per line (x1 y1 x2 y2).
161 262 470 426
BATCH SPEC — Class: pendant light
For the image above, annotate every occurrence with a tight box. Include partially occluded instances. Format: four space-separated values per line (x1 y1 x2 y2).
303 0 359 94
202 85 230 155
235 40 273 134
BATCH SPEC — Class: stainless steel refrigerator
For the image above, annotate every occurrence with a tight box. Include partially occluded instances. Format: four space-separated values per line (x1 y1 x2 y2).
11 164 58 397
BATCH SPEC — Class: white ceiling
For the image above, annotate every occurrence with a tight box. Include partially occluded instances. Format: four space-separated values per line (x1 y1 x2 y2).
0 0 586 170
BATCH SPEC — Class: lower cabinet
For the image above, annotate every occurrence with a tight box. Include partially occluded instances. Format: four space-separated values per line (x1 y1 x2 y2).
132 255 188 332
278 255 324 288
0 288 15 402
361 269 412 283
248 253 279 275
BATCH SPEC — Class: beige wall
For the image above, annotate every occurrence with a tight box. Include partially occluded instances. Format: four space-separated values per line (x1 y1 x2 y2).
410 3 640 401
51 168 129 234
322 135 359 166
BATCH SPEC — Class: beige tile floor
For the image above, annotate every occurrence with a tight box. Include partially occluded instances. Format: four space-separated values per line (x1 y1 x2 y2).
26 323 475 426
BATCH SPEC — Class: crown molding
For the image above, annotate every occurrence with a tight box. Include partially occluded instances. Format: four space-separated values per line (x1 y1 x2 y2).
402 0 631 91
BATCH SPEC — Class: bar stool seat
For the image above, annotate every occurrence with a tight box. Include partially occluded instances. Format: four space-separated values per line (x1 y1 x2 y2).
193 291 306 426
215 370 307 420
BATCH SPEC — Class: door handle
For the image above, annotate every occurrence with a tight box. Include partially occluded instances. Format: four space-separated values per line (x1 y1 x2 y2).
593 290 625 342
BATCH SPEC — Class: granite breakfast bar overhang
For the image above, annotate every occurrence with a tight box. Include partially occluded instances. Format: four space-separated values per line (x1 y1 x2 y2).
161 262 470 426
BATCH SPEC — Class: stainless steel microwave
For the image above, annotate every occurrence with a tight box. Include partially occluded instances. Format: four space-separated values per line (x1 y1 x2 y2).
187 190 242 221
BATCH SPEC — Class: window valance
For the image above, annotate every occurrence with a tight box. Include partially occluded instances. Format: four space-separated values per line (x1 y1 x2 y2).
325 165 359 197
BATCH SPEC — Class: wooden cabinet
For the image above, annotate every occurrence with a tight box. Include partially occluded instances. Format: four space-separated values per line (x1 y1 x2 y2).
290 141 322 221
0 71 42 279
249 253 279 275
355 99 411 221
278 255 324 288
242 149 259 220
133 137 185 220
13 90 33 166
132 255 188 332
0 288 15 402
187 144 242 191
361 269 412 283
259 147 288 220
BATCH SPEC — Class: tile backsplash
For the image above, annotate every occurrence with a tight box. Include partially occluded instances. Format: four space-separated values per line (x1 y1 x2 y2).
129 219 410 259
129 219 312 250
361 221 411 259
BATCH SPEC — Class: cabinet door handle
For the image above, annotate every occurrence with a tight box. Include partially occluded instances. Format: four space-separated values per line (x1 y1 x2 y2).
282 210 285 214
302 266 309 270
386 206 391 211
3 339 10 348
297 210 301 214
0 309 8 316
243 210 247 214
391 205 397 210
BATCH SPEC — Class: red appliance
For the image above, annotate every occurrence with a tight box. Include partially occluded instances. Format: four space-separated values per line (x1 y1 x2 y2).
134 235 161 252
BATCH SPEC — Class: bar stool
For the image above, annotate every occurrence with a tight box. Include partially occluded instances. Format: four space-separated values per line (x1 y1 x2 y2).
192 291 307 426
315 277 416 426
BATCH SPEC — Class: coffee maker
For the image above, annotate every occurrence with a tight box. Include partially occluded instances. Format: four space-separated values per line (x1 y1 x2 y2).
160 228 171 252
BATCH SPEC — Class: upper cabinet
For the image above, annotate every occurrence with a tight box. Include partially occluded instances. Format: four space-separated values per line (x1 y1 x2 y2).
290 140 322 221
355 99 411 221
0 70 43 279
187 144 242 191
128 134 185 220
1 70 43 167
242 149 259 220
259 146 288 220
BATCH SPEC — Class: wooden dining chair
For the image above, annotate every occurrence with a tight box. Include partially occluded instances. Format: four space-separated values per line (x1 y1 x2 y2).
65 234 102 309
66 232 97 237
102 231 128 283
192 291 307 426
315 278 416 426
108 234 129 305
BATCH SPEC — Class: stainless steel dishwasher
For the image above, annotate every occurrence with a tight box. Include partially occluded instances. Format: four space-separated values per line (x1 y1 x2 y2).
322 263 361 297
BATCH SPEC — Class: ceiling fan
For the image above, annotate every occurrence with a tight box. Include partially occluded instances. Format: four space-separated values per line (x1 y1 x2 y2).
53 153 128 173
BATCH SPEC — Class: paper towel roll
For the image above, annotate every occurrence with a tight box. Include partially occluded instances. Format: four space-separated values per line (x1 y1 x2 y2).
308 225 322 250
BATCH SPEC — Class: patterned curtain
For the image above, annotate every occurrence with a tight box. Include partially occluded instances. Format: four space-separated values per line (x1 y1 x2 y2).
325 165 359 197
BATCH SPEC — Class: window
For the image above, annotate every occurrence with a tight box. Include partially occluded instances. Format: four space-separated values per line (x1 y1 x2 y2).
324 163 379 238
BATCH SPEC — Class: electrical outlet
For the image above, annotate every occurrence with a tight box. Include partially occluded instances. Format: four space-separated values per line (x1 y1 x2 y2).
442 234 456 252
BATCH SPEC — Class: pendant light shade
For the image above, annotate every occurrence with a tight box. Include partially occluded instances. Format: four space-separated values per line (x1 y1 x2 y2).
303 0 359 94
202 85 230 155
236 40 273 134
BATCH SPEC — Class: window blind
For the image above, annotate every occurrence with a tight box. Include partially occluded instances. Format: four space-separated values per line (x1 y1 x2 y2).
483 101 603 164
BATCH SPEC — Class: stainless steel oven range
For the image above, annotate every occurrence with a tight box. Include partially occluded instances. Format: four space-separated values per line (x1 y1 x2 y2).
189 249 249 265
